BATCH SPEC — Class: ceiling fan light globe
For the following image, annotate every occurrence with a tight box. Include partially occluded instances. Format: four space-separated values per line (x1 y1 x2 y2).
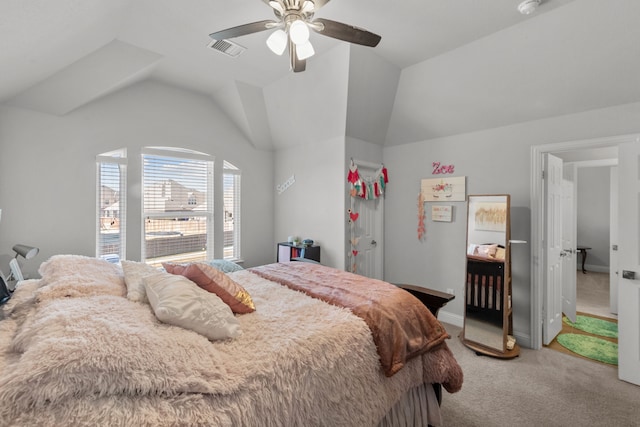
301 0 315 14
517 0 541 15
289 20 310 45
296 40 315 60
266 29 288 55
268 1 284 14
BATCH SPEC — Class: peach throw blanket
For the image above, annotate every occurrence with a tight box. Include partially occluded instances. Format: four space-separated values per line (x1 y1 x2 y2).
249 262 450 377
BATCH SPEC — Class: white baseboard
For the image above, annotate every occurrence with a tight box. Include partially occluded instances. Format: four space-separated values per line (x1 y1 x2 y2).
438 310 463 328
513 331 532 349
580 264 609 274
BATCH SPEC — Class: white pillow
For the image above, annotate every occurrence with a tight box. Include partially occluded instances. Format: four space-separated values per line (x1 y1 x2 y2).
121 260 159 303
143 272 241 341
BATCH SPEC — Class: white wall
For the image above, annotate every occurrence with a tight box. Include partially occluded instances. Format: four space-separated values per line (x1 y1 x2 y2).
0 80 275 276
383 101 640 348
577 166 611 271
267 44 351 268
264 45 349 150
273 137 346 268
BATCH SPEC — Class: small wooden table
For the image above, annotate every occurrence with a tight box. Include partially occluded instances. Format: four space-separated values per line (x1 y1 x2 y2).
577 246 592 274
394 284 455 317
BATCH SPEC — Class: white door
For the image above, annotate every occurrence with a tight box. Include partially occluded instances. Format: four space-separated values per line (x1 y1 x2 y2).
543 153 564 345
562 179 577 323
617 140 640 386
609 167 619 315
350 164 384 280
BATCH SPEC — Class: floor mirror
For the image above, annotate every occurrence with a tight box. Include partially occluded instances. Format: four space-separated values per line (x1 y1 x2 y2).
461 194 520 358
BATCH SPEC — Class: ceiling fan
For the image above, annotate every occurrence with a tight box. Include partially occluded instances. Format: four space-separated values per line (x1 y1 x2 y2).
208 0 381 73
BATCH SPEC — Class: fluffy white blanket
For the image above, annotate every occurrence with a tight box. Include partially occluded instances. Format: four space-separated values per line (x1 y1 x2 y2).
0 256 461 426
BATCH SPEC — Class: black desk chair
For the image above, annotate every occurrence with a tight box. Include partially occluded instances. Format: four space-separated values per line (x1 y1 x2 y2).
0 276 10 305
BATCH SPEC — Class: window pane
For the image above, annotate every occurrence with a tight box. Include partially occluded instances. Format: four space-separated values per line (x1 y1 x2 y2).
143 155 208 213
97 159 127 262
142 151 212 266
144 215 208 267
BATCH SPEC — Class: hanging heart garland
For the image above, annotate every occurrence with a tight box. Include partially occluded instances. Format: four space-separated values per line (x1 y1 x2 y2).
349 212 359 222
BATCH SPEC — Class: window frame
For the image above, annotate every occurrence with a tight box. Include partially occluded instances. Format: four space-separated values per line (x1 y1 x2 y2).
223 161 241 261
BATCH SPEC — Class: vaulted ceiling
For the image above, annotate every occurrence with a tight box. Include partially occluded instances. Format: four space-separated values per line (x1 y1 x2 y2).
2 0 639 149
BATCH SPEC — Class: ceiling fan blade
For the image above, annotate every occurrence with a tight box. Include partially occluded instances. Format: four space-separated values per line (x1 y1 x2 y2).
311 18 381 47
290 41 307 73
209 20 278 40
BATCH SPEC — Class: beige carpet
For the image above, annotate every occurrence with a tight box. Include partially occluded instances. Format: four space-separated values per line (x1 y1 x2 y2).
439 323 639 427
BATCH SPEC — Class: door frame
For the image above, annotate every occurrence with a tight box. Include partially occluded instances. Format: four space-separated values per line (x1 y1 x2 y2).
561 177 576 324
530 133 637 349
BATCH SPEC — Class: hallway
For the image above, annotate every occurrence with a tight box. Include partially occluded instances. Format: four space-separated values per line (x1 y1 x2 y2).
576 271 616 320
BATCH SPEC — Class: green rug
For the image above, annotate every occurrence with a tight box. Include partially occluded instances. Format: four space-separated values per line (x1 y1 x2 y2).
563 315 618 339
556 333 618 365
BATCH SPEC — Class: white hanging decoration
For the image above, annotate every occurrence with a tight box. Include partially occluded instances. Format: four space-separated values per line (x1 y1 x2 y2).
348 159 388 200
277 175 296 194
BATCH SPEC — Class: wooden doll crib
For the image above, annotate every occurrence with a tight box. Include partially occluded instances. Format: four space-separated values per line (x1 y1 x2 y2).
465 255 505 327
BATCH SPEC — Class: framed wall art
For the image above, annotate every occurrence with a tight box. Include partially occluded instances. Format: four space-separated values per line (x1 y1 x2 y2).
432 205 453 222
421 176 466 202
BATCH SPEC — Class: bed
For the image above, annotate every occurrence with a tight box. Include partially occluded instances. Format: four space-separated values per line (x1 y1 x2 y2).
0 255 462 426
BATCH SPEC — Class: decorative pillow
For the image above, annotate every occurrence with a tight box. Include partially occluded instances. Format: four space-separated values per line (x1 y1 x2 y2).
38 255 124 288
121 260 160 303
36 255 126 301
143 272 241 341
207 259 244 273
163 262 255 314
475 244 498 258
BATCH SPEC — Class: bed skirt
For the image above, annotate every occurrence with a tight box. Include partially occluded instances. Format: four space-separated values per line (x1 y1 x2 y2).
378 383 442 427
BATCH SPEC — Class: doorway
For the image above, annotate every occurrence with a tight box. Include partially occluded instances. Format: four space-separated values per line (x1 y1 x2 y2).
572 162 618 320
531 134 629 350
560 159 618 323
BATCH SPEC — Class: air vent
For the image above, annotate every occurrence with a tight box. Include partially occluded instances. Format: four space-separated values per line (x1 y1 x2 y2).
207 39 246 57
